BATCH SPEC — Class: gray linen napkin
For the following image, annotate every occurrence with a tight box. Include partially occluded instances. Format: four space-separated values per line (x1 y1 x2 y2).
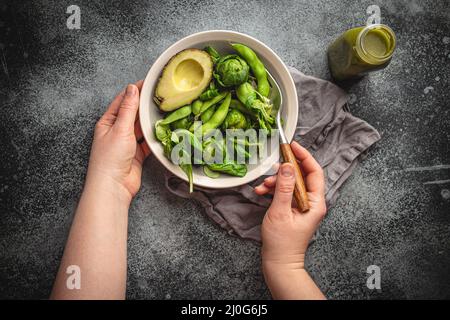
165 67 381 242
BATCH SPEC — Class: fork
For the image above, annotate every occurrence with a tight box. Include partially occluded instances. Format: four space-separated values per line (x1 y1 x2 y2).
266 70 310 213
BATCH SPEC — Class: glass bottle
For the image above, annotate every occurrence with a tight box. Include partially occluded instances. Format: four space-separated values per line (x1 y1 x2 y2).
327 24 396 80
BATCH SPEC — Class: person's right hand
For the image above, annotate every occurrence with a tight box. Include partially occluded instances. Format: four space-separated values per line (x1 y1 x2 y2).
255 141 327 270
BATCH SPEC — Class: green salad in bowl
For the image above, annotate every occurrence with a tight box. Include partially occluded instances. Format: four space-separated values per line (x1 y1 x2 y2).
139 31 298 192
152 43 278 192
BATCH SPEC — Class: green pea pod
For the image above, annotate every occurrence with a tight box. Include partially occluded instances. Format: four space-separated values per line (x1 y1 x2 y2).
199 91 227 115
201 105 216 123
160 105 192 125
202 92 231 133
171 115 193 130
192 100 203 115
231 43 270 97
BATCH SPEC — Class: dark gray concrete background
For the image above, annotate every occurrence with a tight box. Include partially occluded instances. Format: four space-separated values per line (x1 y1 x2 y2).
0 0 449 299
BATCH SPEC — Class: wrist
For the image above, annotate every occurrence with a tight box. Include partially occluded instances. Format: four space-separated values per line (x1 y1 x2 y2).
262 265 324 300
261 246 306 272
262 253 306 273
84 170 133 206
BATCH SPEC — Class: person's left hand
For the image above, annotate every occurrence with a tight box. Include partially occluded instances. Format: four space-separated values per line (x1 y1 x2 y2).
86 80 151 201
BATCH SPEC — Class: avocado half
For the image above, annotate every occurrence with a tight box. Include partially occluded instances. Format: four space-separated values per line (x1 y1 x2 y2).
154 49 213 112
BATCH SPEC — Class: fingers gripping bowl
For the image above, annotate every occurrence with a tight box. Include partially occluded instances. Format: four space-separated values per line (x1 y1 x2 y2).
139 30 298 189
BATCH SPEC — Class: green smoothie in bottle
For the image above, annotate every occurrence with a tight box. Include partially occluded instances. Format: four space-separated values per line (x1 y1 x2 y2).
328 24 396 80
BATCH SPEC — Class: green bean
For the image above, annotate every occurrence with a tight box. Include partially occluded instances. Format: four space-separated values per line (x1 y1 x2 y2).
231 43 270 97
192 100 203 115
160 105 192 125
202 92 231 133
199 91 227 115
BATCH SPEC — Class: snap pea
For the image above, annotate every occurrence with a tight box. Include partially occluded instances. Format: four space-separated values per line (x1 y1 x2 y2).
199 91 227 115
202 92 231 133
231 43 270 97
188 104 217 132
201 105 217 123
192 100 203 116
160 105 192 125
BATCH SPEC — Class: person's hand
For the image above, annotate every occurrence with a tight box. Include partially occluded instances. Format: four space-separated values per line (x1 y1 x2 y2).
255 141 326 270
86 81 151 202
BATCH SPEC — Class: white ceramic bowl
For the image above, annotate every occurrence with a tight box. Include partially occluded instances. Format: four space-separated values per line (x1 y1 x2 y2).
140 30 298 189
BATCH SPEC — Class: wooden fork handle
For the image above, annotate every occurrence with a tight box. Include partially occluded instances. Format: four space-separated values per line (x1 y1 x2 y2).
280 143 310 213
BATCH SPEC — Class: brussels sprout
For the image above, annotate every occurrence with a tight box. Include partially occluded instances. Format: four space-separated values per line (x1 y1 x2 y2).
213 55 249 87
222 109 248 130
